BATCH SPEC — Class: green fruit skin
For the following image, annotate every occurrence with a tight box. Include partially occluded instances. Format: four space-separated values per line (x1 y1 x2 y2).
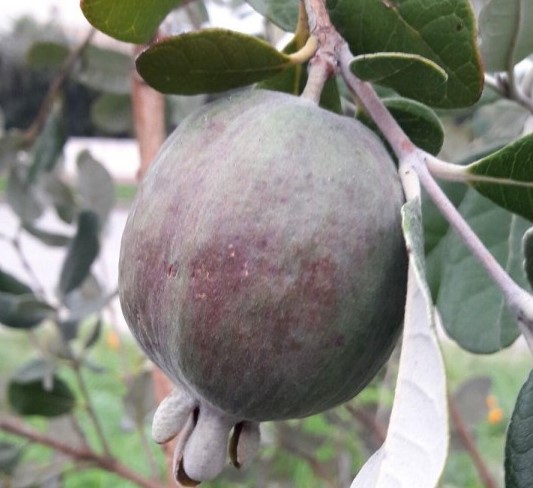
119 90 407 422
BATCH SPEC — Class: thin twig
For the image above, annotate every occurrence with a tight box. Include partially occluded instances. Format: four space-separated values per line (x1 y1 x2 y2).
73 362 113 457
448 394 498 488
0 416 160 488
24 28 96 144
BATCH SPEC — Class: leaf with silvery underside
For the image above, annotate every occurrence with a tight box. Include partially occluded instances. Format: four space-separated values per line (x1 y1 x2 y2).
42 174 78 224
74 45 133 95
352 198 448 488
505 369 533 488
26 41 69 71
479 0 533 72
0 441 24 475
58 211 100 296
245 0 299 32
136 29 292 95
81 0 183 44
6 166 44 224
328 0 483 108
259 36 342 114
524 228 533 287
90 93 133 135
77 150 115 230
0 293 55 329
435 190 530 353
22 223 71 247
350 53 448 107
466 133 533 222
357 97 444 156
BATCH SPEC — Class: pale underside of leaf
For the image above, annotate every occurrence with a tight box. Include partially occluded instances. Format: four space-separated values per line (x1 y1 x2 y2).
352 200 448 488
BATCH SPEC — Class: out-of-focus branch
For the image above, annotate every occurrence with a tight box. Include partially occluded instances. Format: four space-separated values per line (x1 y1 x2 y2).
0 416 160 488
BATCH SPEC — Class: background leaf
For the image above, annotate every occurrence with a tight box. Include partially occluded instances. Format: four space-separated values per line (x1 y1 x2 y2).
328 0 483 108
0 268 32 295
524 228 533 287
245 0 299 32
90 93 133 135
75 45 133 95
76 150 116 229
352 199 448 487
431 190 531 353
136 29 292 95
466 134 533 222
357 97 444 156
479 0 533 72
350 53 448 106
58 211 100 296
0 293 54 329
505 369 533 488
26 41 69 71
8 375 75 418
81 0 183 44
0 441 24 475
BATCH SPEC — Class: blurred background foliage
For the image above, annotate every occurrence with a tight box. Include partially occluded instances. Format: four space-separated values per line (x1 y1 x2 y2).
0 1 532 487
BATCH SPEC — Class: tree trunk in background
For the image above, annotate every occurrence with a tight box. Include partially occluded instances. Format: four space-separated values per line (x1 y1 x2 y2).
131 47 178 487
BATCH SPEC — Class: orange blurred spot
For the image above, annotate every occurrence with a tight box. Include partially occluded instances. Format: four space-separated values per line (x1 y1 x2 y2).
485 394 497 409
106 331 121 350
487 407 504 425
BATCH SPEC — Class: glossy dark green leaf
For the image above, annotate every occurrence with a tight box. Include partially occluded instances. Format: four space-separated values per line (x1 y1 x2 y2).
0 293 55 329
466 134 533 222
75 45 133 95
246 0 299 32
0 268 32 295
90 93 133 135
22 223 71 247
328 0 483 108
434 190 530 353
58 211 100 296
8 374 75 417
0 441 24 475
81 0 183 43
27 104 66 185
77 151 115 229
136 29 292 95
357 97 444 156
524 228 533 288
351 53 448 106
259 36 342 113
479 0 533 72
26 41 69 71
505 369 533 488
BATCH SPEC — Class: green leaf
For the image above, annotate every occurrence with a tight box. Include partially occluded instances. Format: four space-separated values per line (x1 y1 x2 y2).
22 223 71 247
83 318 102 350
0 441 24 475
350 53 448 106
353 198 448 487
42 174 78 224
75 45 133 95
136 29 292 95
259 36 342 113
479 0 533 72
357 97 444 156
0 131 25 173
90 93 133 135
435 190 530 353
0 268 32 295
26 41 69 71
27 103 66 185
245 0 299 32
524 228 533 288
466 134 533 222
327 0 483 108
8 374 75 418
0 293 55 329
6 166 44 224
58 211 100 296
505 369 533 488
81 0 183 43
77 151 116 229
